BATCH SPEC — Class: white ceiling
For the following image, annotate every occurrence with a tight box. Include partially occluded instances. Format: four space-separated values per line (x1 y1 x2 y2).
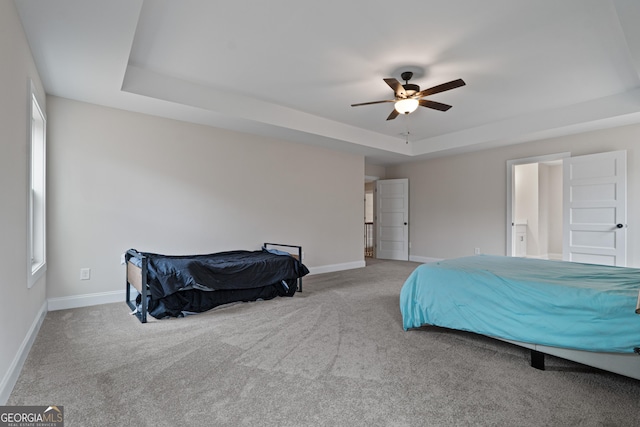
14 0 640 165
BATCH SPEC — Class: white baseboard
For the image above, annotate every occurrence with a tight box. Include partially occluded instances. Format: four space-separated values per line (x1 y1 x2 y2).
48 260 367 312
48 290 128 311
45 258 370 314
308 260 366 275
409 255 443 264
0 300 47 405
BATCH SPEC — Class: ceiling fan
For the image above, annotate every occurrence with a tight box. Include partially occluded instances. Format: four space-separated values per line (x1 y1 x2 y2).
351 71 466 120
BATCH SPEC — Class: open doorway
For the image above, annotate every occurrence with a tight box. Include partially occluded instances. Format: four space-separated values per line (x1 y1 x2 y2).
507 153 569 259
364 178 377 258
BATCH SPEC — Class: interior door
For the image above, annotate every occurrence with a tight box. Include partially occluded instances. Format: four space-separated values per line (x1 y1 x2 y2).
563 150 627 266
376 179 409 260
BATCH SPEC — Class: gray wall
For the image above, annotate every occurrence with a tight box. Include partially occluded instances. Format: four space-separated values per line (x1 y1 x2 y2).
46 96 365 301
0 1 47 403
387 124 640 266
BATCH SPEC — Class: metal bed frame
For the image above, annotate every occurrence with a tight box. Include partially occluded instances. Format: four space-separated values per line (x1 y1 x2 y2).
497 337 640 380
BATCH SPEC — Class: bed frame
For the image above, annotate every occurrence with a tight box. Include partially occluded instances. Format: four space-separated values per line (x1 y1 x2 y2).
401 256 640 381
473 290 640 379
125 243 304 323
495 337 640 381
125 249 149 323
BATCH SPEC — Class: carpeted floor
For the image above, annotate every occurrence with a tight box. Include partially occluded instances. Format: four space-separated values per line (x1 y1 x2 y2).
8 259 640 426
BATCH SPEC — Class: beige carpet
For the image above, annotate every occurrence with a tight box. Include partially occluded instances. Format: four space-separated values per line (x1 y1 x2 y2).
9 259 640 426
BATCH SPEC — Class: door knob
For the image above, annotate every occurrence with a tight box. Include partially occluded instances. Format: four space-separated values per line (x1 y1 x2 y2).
404 222 408 225
616 223 623 228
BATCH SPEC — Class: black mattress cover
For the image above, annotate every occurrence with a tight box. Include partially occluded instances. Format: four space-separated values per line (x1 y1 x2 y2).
142 282 298 319
136 249 309 300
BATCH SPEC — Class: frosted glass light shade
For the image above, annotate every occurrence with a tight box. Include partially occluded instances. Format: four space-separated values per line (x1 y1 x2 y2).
394 98 419 114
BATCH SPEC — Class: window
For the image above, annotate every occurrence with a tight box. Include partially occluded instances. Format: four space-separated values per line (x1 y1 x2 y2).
28 81 46 287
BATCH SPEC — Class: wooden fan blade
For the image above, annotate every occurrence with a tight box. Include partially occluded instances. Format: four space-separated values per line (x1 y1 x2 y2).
351 99 395 107
417 78 466 98
384 78 406 97
386 109 400 120
419 99 452 111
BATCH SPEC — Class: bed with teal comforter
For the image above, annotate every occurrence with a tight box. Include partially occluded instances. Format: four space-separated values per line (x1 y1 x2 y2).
400 255 640 353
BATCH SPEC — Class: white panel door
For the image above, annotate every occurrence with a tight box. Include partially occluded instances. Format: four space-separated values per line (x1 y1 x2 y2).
376 179 409 260
563 150 627 266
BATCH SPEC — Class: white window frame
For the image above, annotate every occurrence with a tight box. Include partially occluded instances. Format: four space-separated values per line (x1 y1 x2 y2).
28 80 46 288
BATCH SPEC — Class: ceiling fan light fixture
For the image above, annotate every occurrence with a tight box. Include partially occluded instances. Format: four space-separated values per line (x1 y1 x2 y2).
394 98 419 115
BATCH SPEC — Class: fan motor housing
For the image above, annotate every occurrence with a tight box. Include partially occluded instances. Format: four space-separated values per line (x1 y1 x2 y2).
402 83 420 96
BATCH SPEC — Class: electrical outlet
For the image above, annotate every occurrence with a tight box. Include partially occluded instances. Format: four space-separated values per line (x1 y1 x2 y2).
302 251 305 260
474 248 481 255
80 268 91 280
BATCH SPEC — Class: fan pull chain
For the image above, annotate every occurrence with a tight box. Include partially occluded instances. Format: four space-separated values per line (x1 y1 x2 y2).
404 115 410 144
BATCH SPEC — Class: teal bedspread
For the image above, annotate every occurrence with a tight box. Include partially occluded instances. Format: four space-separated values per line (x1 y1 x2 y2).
400 255 640 353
